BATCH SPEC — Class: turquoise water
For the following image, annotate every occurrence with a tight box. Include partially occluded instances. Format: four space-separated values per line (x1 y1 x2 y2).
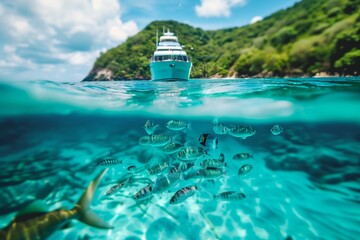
0 77 359 240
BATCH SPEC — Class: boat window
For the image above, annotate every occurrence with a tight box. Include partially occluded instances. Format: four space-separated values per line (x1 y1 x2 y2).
153 55 189 62
160 39 177 42
157 49 181 51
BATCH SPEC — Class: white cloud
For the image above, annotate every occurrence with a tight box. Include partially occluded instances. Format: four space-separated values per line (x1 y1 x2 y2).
3 45 16 53
0 0 139 81
195 0 246 17
0 53 35 69
250 16 263 24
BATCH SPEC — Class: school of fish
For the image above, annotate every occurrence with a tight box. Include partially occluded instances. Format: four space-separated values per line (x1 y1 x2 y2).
1 119 284 239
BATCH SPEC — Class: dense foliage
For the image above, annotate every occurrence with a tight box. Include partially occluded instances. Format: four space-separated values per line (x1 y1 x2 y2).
84 0 360 80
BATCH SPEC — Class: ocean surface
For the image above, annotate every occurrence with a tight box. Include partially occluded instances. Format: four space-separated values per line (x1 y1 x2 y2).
0 77 359 240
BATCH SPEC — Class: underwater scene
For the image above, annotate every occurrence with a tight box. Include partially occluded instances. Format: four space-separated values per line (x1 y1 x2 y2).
0 77 359 240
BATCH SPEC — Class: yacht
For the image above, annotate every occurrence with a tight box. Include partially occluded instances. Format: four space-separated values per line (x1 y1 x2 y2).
150 29 192 81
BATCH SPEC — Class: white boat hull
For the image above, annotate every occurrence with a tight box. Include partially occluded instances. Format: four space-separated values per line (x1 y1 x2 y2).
150 61 192 81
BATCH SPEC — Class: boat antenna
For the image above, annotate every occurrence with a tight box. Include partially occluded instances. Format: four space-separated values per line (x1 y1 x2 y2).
163 26 165 34
156 29 158 47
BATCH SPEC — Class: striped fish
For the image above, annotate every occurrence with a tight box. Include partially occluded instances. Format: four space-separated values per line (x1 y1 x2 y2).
147 162 169 175
105 178 130 196
97 157 122 167
177 146 204 161
214 191 246 201
134 184 153 200
170 186 197 204
195 167 225 179
148 134 172 147
232 153 253 160
162 142 184 154
166 120 189 131
200 158 226 168
228 125 256 139
152 173 181 193
238 164 253 176
170 162 192 174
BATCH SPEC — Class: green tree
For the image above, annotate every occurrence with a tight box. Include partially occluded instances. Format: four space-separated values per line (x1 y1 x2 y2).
334 49 360 75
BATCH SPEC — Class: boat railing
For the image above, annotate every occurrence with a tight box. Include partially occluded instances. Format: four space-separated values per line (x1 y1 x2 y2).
151 55 192 62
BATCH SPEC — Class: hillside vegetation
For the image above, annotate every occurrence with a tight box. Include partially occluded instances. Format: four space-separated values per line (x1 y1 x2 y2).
83 0 360 81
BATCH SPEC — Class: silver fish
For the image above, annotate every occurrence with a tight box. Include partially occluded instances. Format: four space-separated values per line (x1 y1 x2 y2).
214 191 246 201
147 162 169 175
271 124 283 135
195 167 225 179
177 146 205 161
238 164 253 176
170 162 190 173
105 178 129 196
97 157 122 167
213 123 229 135
139 134 172 147
134 184 153 200
232 153 253 160
152 173 181 193
166 120 189 131
144 120 159 135
0 169 112 240
139 135 151 145
148 134 172 147
200 158 226 168
162 142 184 154
170 185 198 204
228 125 256 139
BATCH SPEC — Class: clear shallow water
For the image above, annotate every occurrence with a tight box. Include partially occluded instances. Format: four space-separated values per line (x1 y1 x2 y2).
0 77 359 240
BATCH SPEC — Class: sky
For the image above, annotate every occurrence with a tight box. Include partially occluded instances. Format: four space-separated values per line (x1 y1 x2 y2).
0 0 300 82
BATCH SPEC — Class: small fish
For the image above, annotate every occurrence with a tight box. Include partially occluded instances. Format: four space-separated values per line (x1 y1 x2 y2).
214 191 246 201
105 179 129 196
199 133 218 150
166 120 189 131
127 165 137 172
228 125 256 139
151 173 182 193
139 134 172 147
0 169 112 239
134 184 153 200
238 164 253 176
106 185 122 196
177 146 205 161
148 162 169 175
232 153 253 160
162 142 184 154
195 167 225 179
144 120 159 135
213 123 229 135
200 158 226 168
97 157 122 167
170 162 190 173
271 124 284 135
139 135 151 145
148 134 172 147
170 185 198 204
